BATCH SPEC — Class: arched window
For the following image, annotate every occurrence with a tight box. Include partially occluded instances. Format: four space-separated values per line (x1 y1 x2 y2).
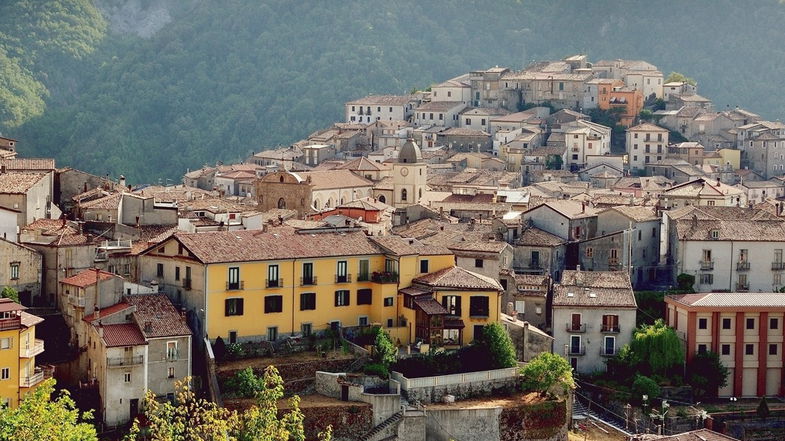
277 198 286 209
279 176 284 183
401 189 408 201
378 195 386 204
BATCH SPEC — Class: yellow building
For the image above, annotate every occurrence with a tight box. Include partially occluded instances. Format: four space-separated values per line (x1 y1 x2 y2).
0 298 48 407
139 227 499 347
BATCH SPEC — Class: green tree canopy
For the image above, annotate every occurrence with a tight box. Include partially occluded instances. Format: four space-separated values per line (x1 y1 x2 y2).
1 287 19 303
0 378 97 441
688 351 729 399
477 322 517 369
127 367 331 441
520 352 575 398
627 319 684 376
665 72 697 86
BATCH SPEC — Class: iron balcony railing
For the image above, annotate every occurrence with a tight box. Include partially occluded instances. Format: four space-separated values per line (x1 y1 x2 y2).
566 323 587 333
107 355 144 367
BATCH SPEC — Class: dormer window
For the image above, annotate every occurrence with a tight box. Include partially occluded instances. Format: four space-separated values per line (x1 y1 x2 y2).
710 230 719 239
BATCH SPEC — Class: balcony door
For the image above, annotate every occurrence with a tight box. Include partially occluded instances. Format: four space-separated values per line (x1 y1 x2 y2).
570 335 581 354
571 313 581 331
530 251 540 268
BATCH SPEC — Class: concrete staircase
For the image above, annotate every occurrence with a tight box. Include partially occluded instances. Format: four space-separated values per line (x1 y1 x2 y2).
573 396 633 437
359 411 403 441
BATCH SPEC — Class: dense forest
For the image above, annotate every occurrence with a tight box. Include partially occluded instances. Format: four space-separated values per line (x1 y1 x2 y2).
1 0 785 183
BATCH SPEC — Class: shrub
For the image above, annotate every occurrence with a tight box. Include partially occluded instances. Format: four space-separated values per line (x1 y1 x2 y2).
225 367 264 398
631 375 660 406
373 329 397 366
213 336 226 361
757 397 770 419
363 363 389 379
520 353 575 398
226 342 245 360
676 273 695 291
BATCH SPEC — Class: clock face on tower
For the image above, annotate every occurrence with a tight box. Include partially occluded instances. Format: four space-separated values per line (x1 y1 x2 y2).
400 167 409 176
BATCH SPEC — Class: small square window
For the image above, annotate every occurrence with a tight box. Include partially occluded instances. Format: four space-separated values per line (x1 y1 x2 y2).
745 344 754 355
697 344 707 354
698 318 708 330
167 367 175 379
770 318 779 330
383 297 394 307
721 344 730 356
474 259 484 268
769 344 778 356
124 372 131 383
722 318 732 329
746 318 755 330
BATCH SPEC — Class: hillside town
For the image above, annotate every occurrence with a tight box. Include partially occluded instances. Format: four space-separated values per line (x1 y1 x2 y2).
1 54 784 440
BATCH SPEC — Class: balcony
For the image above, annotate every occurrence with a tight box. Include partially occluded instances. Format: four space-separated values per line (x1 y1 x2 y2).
773 262 785 271
300 276 317 286
600 347 619 357
736 261 750 271
356 273 370 282
335 274 352 284
371 272 399 284
19 367 51 388
94 251 108 262
20 339 44 358
568 345 586 356
265 278 283 289
736 282 749 292
699 260 714 271
107 355 144 367
226 281 245 291
0 317 21 331
566 323 587 333
601 325 621 334
183 278 192 290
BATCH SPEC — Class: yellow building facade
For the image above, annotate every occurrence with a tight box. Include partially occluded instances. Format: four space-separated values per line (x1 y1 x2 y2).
140 229 499 347
0 298 47 408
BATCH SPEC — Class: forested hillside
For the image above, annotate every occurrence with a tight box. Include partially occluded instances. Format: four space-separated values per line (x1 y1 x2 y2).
2 0 785 182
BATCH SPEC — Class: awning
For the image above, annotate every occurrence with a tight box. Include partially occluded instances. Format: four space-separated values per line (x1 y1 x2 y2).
413 297 448 315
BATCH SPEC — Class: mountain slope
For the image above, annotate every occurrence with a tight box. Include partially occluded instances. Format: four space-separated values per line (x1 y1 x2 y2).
3 0 785 182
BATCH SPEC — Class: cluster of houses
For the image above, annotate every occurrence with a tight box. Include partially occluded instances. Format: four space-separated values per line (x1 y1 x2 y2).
1 54 785 435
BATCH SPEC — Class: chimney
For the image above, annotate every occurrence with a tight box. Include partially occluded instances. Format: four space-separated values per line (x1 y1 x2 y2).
692 214 698 227
94 306 100 321
180 308 187 322
98 323 104 338
0 165 5 174
119 175 126 188
144 321 153 333
581 201 586 213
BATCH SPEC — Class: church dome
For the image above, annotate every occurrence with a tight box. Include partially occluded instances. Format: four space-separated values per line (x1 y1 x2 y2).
399 138 422 164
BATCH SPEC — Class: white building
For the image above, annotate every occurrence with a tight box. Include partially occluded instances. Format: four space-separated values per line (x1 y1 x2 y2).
626 123 669 172
345 95 417 124
430 76 472 104
413 101 467 128
552 270 637 374
561 120 612 170
459 107 510 133
664 205 785 293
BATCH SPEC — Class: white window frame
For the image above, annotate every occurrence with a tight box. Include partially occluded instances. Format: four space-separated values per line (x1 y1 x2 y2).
0 368 8 380
166 341 178 361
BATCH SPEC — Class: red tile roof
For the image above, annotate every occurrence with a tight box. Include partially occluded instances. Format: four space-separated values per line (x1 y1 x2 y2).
83 302 133 323
125 294 191 338
413 266 502 291
101 323 147 347
61 269 119 288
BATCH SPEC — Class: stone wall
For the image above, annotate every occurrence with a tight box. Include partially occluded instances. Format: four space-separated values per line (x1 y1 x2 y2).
315 371 402 425
426 407 502 441
298 403 373 441
391 367 519 404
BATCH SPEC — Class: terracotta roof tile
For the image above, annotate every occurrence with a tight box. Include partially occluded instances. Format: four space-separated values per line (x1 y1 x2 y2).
413 297 448 315
553 270 635 308
651 428 739 441
295 169 373 190
125 294 192 338
413 266 502 291
61 269 119 288
101 323 147 347
0 172 46 194
516 227 565 247
79 193 122 210
371 235 451 256
667 292 785 308
160 229 382 264
83 302 133 323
